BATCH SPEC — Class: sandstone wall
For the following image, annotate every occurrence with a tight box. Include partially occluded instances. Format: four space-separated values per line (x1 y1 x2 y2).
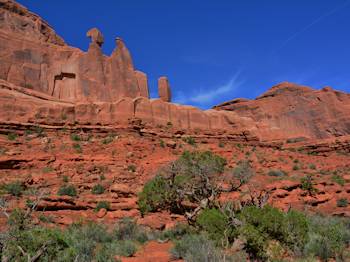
0 79 251 136
0 1 150 103
214 82 350 141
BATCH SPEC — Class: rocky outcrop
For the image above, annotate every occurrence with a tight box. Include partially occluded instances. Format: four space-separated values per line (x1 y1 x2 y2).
0 1 151 103
214 82 350 141
0 79 259 143
0 0 65 45
158 76 171 102
1 1 350 144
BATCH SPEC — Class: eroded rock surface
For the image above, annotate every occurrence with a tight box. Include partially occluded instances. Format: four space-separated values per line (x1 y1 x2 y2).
214 82 350 141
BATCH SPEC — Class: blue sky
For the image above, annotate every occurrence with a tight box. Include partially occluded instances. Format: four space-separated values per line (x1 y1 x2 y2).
17 0 350 109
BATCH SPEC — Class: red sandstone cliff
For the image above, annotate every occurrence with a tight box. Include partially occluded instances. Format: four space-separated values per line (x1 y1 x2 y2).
1 0 350 144
214 82 350 141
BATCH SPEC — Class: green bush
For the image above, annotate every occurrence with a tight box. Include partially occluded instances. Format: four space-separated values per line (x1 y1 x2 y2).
70 133 81 141
331 175 345 186
58 184 77 197
293 164 300 170
232 160 254 183
183 136 196 146
268 169 286 177
114 217 148 243
237 206 309 259
171 234 225 261
127 164 136 172
102 134 115 145
159 223 194 241
304 215 350 261
2 181 24 197
301 175 317 194
73 143 82 153
138 175 170 215
42 166 54 173
7 132 17 141
95 201 110 211
92 184 105 195
196 208 230 244
239 223 268 260
64 222 113 261
337 198 348 207
138 151 227 215
159 139 165 148
308 163 316 170
1 208 150 261
115 240 137 257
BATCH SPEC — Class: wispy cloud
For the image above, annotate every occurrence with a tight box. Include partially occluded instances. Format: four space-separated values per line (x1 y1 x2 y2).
173 70 244 108
275 0 350 52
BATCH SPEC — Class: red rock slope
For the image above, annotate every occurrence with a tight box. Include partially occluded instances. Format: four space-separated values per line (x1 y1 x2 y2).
214 82 350 141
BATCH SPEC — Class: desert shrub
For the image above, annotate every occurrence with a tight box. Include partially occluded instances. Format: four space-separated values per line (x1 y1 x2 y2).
301 175 317 194
102 134 115 145
239 223 268 259
337 198 349 207
331 174 345 186
196 208 230 244
114 217 148 243
138 151 227 215
115 240 137 257
91 184 105 195
284 210 310 254
138 175 170 215
42 166 54 173
218 141 225 148
237 206 309 259
304 215 350 261
1 205 148 261
70 133 81 141
2 208 68 261
159 223 195 241
293 164 300 170
308 163 316 170
171 234 226 261
268 169 286 177
73 143 82 153
58 184 77 197
95 201 110 211
33 126 46 137
38 214 54 223
183 136 196 146
159 139 165 148
2 181 24 197
127 164 136 172
232 159 254 184
64 222 113 261
7 132 17 141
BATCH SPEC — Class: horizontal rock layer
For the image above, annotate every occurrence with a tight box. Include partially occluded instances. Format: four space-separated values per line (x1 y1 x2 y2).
214 82 350 141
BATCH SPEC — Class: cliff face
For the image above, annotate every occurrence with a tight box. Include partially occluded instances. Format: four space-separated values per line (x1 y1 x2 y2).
0 0 147 103
214 82 350 141
1 0 350 143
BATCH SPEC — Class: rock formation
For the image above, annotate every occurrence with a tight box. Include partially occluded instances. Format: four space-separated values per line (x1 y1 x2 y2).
1 0 350 144
214 82 350 141
158 76 171 102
